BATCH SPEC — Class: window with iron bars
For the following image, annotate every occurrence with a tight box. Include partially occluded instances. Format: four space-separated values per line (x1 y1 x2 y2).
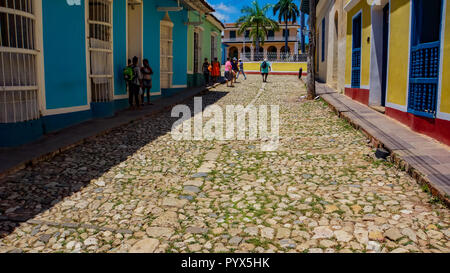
193 30 202 74
160 22 173 89
210 35 216 61
0 0 40 124
88 0 113 103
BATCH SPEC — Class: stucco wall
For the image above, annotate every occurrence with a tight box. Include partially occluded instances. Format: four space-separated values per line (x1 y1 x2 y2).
143 0 188 91
113 0 127 97
42 0 88 110
386 0 410 107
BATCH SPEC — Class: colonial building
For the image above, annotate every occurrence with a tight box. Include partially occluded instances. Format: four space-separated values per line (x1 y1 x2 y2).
0 0 221 147
222 22 302 61
343 0 450 145
187 11 224 88
301 0 347 92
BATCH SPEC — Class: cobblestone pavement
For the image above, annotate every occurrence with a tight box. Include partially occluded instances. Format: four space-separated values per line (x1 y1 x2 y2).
0 75 449 253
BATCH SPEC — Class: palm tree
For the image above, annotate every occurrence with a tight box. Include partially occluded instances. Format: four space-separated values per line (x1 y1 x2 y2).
236 1 279 60
273 0 300 56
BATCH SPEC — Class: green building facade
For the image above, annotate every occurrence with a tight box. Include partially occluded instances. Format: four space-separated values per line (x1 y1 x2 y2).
187 12 224 87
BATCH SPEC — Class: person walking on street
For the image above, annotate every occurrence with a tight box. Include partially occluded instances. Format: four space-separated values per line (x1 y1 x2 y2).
260 58 271 83
141 59 154 106
224 57 234 87
129 56 142 110
203 58 210 86
231 57 239 83
237 59 247 80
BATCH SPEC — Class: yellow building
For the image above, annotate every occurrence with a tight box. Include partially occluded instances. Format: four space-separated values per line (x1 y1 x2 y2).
344 0 450 146
222 22 301 61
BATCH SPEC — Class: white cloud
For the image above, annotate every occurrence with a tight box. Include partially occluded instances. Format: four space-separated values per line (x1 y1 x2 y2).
211 2 239 22
213 11 230 22
212 3 239 14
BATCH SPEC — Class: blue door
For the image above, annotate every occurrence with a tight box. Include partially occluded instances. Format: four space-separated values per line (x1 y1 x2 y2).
351 13 362 88
408 0 443 118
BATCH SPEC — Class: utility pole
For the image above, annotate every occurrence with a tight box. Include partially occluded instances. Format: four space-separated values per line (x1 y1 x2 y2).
307 0 317 100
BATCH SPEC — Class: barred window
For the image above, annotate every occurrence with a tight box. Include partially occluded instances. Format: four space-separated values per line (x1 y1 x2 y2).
193 31 199 73
160 21 173 89
88 0 113 103
0 0 40 123
210 35 216 61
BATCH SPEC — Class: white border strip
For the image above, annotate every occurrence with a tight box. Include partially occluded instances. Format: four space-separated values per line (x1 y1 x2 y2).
344 0 361 12
404 1 413 111
45 105 91 116
386 102 407 112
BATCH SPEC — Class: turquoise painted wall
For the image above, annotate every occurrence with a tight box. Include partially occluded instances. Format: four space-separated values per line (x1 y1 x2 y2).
172 9 188 87
143 0 188 91
42 0 88 109
113 0 127 96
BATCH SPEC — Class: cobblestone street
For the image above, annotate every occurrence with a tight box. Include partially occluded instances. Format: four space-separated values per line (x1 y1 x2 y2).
0 75 448 253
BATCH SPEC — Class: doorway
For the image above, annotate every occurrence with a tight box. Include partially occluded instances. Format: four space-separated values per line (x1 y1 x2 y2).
127 1 143 63
381 3 389 107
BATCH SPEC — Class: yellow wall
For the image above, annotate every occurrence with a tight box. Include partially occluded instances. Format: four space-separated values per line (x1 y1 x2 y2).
441 0 450 114
345 1 371 87
243 62 307 72
386 0 411 106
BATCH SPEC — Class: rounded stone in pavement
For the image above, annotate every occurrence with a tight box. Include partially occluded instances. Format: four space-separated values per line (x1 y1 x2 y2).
129 238 160 253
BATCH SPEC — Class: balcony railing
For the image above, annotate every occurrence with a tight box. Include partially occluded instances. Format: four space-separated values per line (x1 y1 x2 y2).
223 36 299 43
239 53 307 63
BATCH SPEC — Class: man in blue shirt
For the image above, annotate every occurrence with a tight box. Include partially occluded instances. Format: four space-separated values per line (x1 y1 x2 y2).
260 58 271 83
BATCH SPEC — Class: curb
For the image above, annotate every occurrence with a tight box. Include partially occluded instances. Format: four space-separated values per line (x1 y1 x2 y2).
318 89 450 207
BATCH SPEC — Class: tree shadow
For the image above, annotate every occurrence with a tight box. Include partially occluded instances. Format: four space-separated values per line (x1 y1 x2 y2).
0 90 230 238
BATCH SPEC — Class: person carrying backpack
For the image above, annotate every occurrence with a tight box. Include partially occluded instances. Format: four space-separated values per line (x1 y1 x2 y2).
128 56 142 110
236 59 247 80
260 58 271 83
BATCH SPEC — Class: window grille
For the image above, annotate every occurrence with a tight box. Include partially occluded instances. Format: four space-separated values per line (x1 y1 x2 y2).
160 23 173 89
88 0 113 103
351 14 361 88
321 18 325 62
210 35 216 61
408 0 442 118
0 0 40 123
194 32 200 73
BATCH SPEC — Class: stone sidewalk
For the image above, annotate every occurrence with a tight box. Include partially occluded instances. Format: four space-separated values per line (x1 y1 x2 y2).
0 84 220 179
315 83 450 206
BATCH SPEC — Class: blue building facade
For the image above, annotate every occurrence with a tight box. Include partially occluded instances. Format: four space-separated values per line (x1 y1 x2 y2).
0 0 216 147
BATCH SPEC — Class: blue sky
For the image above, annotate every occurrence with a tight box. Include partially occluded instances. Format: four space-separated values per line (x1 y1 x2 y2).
208 0 305 24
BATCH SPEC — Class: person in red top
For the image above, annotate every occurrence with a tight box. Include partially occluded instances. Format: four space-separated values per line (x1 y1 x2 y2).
212 58 221 83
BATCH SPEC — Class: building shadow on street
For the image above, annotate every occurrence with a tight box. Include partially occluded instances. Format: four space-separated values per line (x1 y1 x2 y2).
0 90 230 238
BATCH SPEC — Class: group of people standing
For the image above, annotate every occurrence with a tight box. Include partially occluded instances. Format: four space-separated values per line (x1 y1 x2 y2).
202 58 222 86
124 56 154 110
124 55 272 110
